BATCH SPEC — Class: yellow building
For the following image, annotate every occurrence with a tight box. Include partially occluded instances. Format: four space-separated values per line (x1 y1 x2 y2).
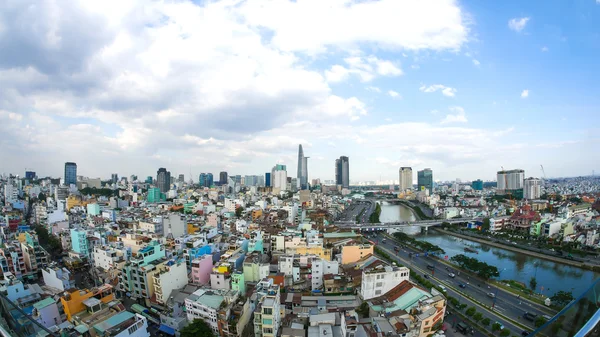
60 284 115 321
287 246 332 261
66 195 88 211
341 244 373 264
251 209 263 221
187 223 200 235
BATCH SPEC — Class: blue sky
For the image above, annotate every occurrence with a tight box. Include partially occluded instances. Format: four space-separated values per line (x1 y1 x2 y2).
0 0 598 183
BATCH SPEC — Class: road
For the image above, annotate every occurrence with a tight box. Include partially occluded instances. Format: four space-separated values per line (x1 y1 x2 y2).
337 200 374 223
372 233 550 336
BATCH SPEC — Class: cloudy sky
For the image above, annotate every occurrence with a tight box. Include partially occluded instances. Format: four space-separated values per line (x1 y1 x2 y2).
1 0 599 183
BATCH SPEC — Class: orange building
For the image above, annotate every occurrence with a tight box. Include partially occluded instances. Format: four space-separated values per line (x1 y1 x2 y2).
60 284 115 321
251 209 263 221
341 244 374 264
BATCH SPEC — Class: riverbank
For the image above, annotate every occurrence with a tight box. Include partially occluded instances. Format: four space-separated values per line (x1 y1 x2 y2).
434 228 599 271
383 199 428 220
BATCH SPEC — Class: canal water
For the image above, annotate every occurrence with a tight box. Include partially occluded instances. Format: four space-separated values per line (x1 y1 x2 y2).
381 203 597 296
419 232 598 296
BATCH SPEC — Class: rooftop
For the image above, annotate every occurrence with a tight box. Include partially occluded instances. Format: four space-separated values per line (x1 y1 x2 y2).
33 297 55 310
93 311 135 334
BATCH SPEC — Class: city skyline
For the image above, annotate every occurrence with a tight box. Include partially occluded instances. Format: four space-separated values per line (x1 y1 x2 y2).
0 1 599 182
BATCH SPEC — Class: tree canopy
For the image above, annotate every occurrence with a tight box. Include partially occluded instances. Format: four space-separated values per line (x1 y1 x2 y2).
180 319 214 337
450 254 499 279
551 291 574 307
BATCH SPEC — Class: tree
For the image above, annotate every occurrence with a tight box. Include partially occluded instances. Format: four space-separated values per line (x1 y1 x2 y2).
38 192 47 202
481 318 491 326
529 277 538 291
472 312 483 322
450 254 500 279
551 291 574 307
180 319 214 337
534 317 548 328
491 323 502 332
356 302 369 318
500 329 511 337
235 206 244 218
465 307 476 317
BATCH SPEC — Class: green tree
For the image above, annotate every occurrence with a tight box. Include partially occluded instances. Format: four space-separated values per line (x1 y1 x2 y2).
534 316 548 328
491 323 502 332
472 312 483 322
450 254 500 279
180 319 214 337
356 302 369 318
500 329 511 337
529 277 538 291
465 307 476 317
38 192 47 202
235 206 244 218
551 291 574 307
481 318 491 326
482 218 490 231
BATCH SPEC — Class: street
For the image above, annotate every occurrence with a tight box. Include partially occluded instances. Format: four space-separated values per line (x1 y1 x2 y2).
373 233 549 336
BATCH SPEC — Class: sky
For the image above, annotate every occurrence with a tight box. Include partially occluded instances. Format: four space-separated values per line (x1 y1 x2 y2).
1 0 599 183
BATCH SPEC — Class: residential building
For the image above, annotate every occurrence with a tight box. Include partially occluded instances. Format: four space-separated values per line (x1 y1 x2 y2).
64 162 77 186
191 255 213 285
118 241 166 301
93 245 127 271
399 167 413 192
71 228 91 259
91 311 150 337
60 284 115 321
152 260 188 305
147 187 164 203
20 232 49 273
341 244 374 264
0 243 26 278
360 265 410 300
243 253 270 283
185 288 239 336
32 297 62 329
157 167 171 193
497 169 525 199
42 266 73 291
87 203 101 216
418 168 433 195
271 164 288 191
253 279 281 337
471 179 483 191
335 156 350 188
524 177 542 200
507 205 541 232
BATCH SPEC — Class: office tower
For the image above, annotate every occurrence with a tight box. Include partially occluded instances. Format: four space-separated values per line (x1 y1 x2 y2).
523 177 541 200
471 179 483 191
219 171 228 185
199 173 207 187
399 167 413 192
265 172 271 187
271 164 288 191
417 168 433 194
111 173 118 184
497 169 525 199
178 174 184 183
206 173 213 187
156 167 171 193
64 162 77 186
145 176 153 184
297 144 309 190
234 175 241 184
25 171 36 180
335 156 349 188
130 175 138 182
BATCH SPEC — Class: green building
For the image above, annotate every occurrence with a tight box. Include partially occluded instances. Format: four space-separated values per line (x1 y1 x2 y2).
147 188 165 203
231 271 246 295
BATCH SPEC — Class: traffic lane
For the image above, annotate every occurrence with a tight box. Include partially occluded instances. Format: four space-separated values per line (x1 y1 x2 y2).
375 234 550 321
376 244 523 336
444 314 488 337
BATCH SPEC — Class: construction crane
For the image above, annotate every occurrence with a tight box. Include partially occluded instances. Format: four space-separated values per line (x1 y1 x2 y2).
501 166 515 210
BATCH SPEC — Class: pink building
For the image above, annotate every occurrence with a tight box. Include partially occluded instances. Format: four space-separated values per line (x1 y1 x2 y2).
191 254 213 285
207 213 219 228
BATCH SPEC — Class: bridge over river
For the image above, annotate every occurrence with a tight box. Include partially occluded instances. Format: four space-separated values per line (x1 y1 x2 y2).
334 218 478 231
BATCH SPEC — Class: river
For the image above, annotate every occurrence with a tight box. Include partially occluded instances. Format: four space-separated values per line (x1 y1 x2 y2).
380 203 597 295
419 232 598 296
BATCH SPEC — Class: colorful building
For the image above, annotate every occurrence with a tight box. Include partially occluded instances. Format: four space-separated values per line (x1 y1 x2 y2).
60 284 115 321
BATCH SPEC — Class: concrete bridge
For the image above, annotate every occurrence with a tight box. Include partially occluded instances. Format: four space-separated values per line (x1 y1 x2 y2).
334 218 478 231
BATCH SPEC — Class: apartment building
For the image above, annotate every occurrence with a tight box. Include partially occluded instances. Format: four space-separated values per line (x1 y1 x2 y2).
42 266 73 291
152 260 188 305
252 279 281 337
93 245 127 271
191 254 213 285
60 284 115 321
118 241 166 301
360 265 410 300
185 288 239 336
340 243 373 264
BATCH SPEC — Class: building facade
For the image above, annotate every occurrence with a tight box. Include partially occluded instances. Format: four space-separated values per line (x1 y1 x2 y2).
157 168 171 193
496 169 525 198
417 168 433 195
524 177 542 200
64 162 77 186
335 156 350 188
399 167 413 192
271 165 287 191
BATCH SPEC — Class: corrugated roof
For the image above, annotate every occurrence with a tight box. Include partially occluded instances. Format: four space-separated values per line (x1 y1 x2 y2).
93 311 134 333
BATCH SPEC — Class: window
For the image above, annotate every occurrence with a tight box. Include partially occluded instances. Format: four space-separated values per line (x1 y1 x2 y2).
263 308 273 315
375 290 381 295
376 282 383 287
263 328 273 334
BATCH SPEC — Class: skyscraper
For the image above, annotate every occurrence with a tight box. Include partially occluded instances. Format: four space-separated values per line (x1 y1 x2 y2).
399 167 413 192
111 173 118 184
297 144 309 190
417 168 433 194
335 156 349 188
265 172 271 187
497 169 525 199
219 171 228 185
156 167 171 193
178 174 184 183
207 173 214 187
271 164 288 191
64 162 77 186
523 177 541 200
199 173 207 187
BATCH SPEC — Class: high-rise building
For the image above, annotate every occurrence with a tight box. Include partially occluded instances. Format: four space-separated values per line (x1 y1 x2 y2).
199 173 207 187
497 169 525 199
111 173 118 184
471 179 483 191
156 167 171 193
145 176 153 184
524 177 541 200
25 171 36 180
64 162 77 186
399 167 413 192
335 156 349 188
178 174 184 183
271 164 288 191
219 171 228 185
297 144 309 190
417 168 433 194
206 173 213 187
265 172 271 187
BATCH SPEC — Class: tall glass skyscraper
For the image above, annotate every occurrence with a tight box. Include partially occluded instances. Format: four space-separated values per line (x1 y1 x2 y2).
335 156 349 188
157 167 171 193
417 168 433 194
297 144 309 190
64 162 77 186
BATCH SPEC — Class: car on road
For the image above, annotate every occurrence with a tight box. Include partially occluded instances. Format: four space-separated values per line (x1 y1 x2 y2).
495 322 504 330
521 331 531 336
438 285 447 292
427 264 435 270
448 273 455 278
487 292 495 298
458 283 466 288
394 246 400 252
382 239 386 243
424 274 430 279
523 312 537 321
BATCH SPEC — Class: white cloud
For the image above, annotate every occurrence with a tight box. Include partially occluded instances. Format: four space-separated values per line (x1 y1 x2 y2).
326 55 402 83
521 89 529 98
366 86 381 93
508 17 530 32
420 84 457 97
541 46 549 52
472 59 480 66
325 65 350 83
388 90 401 98
440 106 467 124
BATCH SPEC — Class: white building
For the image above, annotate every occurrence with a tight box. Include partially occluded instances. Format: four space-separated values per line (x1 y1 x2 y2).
399 167 413 192
271 165 288 192
185 288 239 336
253 279 281 337
163 214 186 239
93 246 126 271
93 311 150 337
524 177 542 200
138 219 164 235
152 261 188 305
312 258 339 291
360 265 410 300
42 267 73 291
497 169 524 195
32 297 62 328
